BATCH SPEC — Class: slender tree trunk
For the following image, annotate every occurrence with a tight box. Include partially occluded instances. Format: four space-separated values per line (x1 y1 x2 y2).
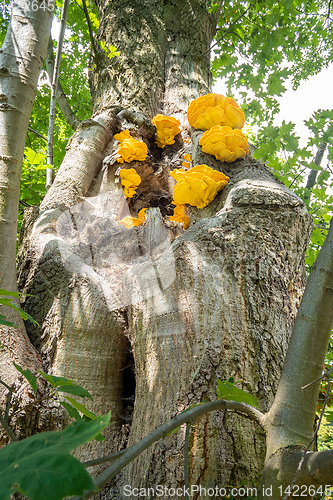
0 0 52 403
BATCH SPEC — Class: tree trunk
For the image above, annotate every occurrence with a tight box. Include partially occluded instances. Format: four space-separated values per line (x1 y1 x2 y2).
10 0 313 497
0 0 52 416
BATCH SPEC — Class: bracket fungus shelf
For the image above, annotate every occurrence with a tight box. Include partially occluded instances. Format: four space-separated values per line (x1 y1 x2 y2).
199 125 249 163
114 129 148 163
187 93 245 131
119 167 142 198
151 114 181 148
171 164 230 210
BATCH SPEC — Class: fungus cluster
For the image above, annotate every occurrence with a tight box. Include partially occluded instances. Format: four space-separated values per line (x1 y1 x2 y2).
187 93 245 131
171 165 229 209
170 205 190 230
114 130 148 163
199 125 249 163
119 168 141 198
118 208 147 229
182 153 192 169
151 114 181 148
115 93 247 232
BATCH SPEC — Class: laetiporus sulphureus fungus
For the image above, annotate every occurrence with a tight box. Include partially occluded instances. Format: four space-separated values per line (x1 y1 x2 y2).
118 208 147 229
171 165 229 209
199 125 249 162
170 205 191 229
119 168 141 198
187 93 245 131
182 153 192 169
114 129 148 163
151 114 181 148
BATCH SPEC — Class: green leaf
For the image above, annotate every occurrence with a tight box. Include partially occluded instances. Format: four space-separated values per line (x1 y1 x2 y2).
0 414 110 500
0 289 22 297
64 396 96 419
59 401 82 421
216 379 259 408
39 371 92 400
308 161 322 171
57 384 93 399
13 363 37 395
0 314 14 327
0 291 38 327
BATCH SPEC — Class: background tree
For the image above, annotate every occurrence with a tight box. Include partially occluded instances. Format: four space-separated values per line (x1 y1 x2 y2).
0 0 333 498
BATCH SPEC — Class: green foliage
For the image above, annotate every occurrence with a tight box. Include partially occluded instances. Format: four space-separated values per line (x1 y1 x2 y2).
13 365 97 424
20 147 47 206
13 364 38 395
0 289 38 328
0 413 110 500
216 378 259 408
211 0 332 123
317 416 333 451
98 40 121 59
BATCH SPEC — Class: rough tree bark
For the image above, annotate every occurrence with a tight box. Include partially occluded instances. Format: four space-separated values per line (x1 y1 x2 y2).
0 0 52 408
1 0 315 498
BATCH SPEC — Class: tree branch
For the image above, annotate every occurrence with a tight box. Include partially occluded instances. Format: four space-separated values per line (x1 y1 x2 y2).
27 127 47 141
45 37 81 132
304 142 327 203
81 0 99 58
0 411 17 442
283 375 331 499
47 0 70 189
266 217 333 456
71 400 265 499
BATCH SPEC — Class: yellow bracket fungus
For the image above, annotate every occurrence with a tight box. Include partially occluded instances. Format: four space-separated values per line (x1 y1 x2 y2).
199 125 249 163
187 93 245 131
118 208 147 229
170 205 190 229
151 114 181 148
114 129 148 163
119 167 141 198
171 164 229 209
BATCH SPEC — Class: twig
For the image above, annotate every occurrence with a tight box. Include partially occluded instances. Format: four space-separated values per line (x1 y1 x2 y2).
28 127 47 141
304 142 327 203
82 449 127 468
81 0 99 57
184 422 191 500
201 3 253 56
302 365 333 390
71 400 265 499
0 411 18 442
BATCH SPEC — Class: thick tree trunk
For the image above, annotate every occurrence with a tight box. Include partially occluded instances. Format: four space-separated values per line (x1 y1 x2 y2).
13 0 313 497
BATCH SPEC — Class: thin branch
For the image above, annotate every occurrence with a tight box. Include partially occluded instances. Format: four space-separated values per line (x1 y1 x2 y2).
27 127 47 141
302 365 333 390
184 422 191 500
47 0 70 189
81 0 98 57
45 37 81 131
0 411 18 442
82 449 127 468
71 400 265 500
304 142 327 203
201 3 253 56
